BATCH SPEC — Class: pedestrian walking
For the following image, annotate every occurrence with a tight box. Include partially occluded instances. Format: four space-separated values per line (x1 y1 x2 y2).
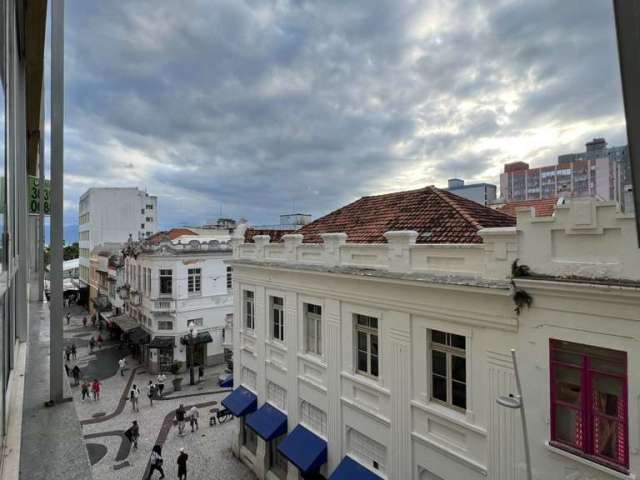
147 381 156 407
89 337 96 353
188 406 199 432
82 316 87 328
147 445 165 479
64 361 70 377
72 365 81 386
65 347 71 362
81 379 90 401
119 358 127 377
71 343 77 360
125 420 140 450
156 373 166 397
176 404 186 436
65 312 71 325
97 334 104 349
177 447 188 480
91 379 102 400
91 315 96 328
130 384 140 412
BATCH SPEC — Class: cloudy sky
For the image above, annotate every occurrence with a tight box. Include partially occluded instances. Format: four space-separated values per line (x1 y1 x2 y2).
59 0 627 231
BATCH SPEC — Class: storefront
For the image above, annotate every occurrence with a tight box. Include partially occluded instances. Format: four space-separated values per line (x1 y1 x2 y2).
148 336 175 374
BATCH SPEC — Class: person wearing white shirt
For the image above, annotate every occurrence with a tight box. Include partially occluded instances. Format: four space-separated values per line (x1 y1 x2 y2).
156 373 166 397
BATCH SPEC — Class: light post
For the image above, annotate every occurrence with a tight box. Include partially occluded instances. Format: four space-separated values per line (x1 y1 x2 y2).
496 349 532 480
188 321 198 386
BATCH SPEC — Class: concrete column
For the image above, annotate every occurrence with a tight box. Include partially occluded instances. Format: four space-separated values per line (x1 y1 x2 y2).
319 233 347 266
282 234 303 262
386 311 412 480
383 230 418 273
253 236 270 262
284 289 299 424
325 298 343 473
49 0 65 403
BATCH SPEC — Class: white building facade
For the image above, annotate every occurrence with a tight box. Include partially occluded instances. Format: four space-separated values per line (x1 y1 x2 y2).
78 187 158 288
122 234 233 374
225 199 639 480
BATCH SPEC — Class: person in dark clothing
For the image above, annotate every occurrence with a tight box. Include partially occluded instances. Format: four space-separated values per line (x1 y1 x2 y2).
89 337 96 353
125 420 140 449
65 347 71 362
64 361 70 377
81 379 90 401
71 365 81 386
175 404 186 436
71 343 77 360
147 444 165 479
177 448 188 480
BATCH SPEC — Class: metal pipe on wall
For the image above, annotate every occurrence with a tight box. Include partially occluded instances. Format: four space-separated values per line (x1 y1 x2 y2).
49 0 64 403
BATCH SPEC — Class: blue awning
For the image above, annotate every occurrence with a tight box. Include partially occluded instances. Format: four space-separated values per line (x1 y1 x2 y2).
246 403 288 441
218 374 233 388
278 425 327 475
329 456 383 480
221 386 257 417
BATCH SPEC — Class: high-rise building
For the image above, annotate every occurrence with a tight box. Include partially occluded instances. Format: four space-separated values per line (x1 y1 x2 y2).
78 188 158 301
444 178 497 205
499 139 632 209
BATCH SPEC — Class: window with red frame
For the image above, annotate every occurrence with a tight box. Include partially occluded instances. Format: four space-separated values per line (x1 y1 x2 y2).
550 339 628 472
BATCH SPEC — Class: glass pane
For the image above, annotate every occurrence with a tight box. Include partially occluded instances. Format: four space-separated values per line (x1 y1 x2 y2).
371 354 378 377
591 356 626 375
593 416 622 462
369 317 378 330
432 350 446 376
356 315 368 326
451 334 465 350
551 349 582 366
431 330 446 345
555 366 581 406
357 351 368 372
554 405 582 448
371 334 378 355
452 355 465 382
357 331 367 351
452 380 466 409
432 375 446 402
593 375 623 417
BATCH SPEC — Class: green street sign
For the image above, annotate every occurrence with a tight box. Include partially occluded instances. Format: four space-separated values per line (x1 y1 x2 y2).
28 176 51 215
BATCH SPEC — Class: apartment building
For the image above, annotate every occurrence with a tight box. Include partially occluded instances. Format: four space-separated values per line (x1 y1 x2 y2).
120 229 233 374
499 138 632 209
78 187 158 296
445 178 497 206
223 186 639 480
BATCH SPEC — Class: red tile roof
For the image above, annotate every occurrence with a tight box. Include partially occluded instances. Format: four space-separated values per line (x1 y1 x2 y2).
494 198 558 218
244 228 296 243
147 228 198 245
295 186 515 244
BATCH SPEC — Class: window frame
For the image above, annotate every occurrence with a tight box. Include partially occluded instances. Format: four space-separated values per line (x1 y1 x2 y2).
270 296 285 342
159 269 172 296
269 435 288 479
187 267 202 295
243 290 255 331
354 314 379 379
242 419 258 455
549 339 629 472
429 330 467 412
226 266 233 290
304 303 322 357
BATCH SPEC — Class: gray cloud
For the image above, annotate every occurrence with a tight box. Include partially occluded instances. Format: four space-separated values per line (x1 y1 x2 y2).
62 0 626 229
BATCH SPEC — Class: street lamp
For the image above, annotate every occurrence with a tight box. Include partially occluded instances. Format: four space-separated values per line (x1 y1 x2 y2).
496 349 532 480
188 321 198 386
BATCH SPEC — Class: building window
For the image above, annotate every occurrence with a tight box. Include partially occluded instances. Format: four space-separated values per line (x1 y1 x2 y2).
146 204 153 210
550 339 628 471
158 348 173 372
157 321 173 330
147 268 151 294
354 314 379 378
142 267 147 293
348 429 387 474
304 304 322 356
243 421 258 454
160 269 172 295
267 382 286 411
188 268 201 294
300 401 327 437
242 367 257 390
269 436 288 479
243 290 255 330
430 330 466 411
226 266 233 290
189 318 203 327
140 223 145 229
271 296 284 342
